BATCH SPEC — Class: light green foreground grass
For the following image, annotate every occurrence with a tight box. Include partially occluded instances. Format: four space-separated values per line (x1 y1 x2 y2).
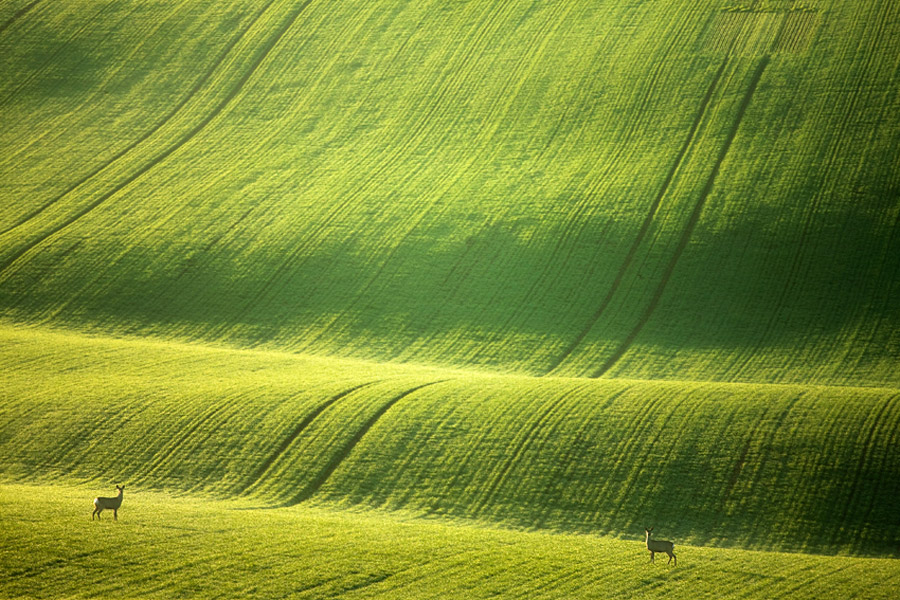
3 483 898 600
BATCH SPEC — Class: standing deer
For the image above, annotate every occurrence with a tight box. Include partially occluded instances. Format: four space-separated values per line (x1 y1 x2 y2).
92 484 124 520
645 527 676 565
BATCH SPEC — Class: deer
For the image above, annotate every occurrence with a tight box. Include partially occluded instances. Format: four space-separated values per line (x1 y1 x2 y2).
645 527 676 566
92 484 124 521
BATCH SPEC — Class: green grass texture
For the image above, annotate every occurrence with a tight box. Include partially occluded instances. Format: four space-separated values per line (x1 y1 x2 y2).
2 326 898 558
2 0 899 597
1 0 897 383
3 483 899 600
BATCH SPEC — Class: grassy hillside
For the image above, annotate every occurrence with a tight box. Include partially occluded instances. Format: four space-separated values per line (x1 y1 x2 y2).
2 325 898 557
1 0 899 597
1 0 897 383
4 483 900 600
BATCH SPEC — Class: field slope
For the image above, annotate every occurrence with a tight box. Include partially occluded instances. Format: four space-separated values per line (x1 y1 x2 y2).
1 0 899 598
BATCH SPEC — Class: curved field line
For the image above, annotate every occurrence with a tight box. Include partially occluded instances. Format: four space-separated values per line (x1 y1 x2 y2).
738 390 805 512
140 399 245 484
5 549 109 580
591 56 769 378
304 3 575 351
609 391 693 518
839 393 899 529
860 393 900 532
0 0 198 178
589 391 665 514
470 381 592 516
0 0 277 238
728 2 893 382
543 57 730 375
490 5 709 348
718 397 776 511
283 380 448 507
0 0 314 277
240 381 378 497
237 3 522 328
495 10 704 352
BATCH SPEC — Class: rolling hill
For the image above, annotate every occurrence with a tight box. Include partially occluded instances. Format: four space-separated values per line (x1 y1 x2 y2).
1 0 898 597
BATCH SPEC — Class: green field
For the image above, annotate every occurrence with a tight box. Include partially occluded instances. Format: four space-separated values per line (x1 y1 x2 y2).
4 483 900 600
1 0 898 597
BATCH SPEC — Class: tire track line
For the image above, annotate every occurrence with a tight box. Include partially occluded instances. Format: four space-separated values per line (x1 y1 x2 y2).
0 0 197 176
591 55 769 378
860 393 900 547
740 389 805 524
499 45 682 348
591 391 664 515
610 390 692 519
240 381 377 497
141 401 234 483
719 397 773 512
283 380 448 507
544 57 731 375
231 16 476 322
0 0 315 276
506 8 700 341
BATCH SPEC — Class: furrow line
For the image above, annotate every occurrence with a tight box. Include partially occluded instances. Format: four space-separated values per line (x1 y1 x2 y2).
141 401 234 482
232 24 470 322
591 55 769 378
610 391 691 519
741 390 806 518
838 392 899 531
283 380 447 507
591 391 665 516
0 0 199 177
499 44 680 344
729 4 891 381
0 0 276 238
471 381 590 517
316 4 574 351
5 549 108 580
534 384 633 531
239 4 519 328
544 56 730 375
0 0 314 276
240 381 377 497
719 399 770 513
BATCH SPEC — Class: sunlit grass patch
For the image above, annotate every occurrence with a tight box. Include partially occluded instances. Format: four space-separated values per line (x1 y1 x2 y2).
2 483 898 600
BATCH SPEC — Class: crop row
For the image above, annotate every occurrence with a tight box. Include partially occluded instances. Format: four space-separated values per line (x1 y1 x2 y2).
1 1 897 386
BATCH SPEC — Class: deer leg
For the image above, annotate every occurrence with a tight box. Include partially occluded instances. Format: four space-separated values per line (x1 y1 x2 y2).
113 509 117 521
649 551 655 563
